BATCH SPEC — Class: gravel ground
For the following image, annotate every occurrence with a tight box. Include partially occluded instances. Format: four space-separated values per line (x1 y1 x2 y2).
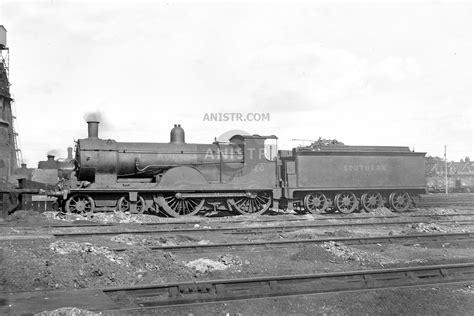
1 207 474 315
0 238 194 292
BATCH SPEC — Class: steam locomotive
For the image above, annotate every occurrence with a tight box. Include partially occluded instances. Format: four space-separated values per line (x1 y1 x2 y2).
62 121 426 217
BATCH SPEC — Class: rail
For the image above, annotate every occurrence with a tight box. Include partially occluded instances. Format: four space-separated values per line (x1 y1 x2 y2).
102 262 474 308
110 232 474 254
53 219 474 237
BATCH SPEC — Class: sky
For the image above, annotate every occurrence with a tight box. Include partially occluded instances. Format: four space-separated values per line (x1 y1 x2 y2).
0 0 472 166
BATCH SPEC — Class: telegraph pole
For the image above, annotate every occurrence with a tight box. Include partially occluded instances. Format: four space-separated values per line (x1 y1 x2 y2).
444 145 448 194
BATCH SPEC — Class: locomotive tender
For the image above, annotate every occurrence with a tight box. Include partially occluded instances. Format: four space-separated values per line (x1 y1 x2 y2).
63 121 426 217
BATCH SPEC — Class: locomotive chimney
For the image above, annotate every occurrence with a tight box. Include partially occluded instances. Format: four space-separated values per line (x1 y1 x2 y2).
170 124 185 144
87 121 99 138
67 147 73 159
47 155 55 161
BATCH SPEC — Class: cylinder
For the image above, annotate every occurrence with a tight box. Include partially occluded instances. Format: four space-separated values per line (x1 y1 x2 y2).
87 121 99 138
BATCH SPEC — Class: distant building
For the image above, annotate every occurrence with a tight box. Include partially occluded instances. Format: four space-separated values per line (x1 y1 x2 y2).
426 156 473 192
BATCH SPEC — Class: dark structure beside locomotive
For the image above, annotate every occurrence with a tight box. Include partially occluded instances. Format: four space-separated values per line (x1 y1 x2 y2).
62 121 426 217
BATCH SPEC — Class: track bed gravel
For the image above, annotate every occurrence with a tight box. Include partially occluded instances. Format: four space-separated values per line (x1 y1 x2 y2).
1 206 474 314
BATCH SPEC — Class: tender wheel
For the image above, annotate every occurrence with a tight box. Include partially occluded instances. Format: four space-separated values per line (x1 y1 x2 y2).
389 191 411 212
361 191 383 212
303 192 328 214
157 193 205 217
65 194 95 217
229 191 272 215
117 195 146 214
334 192 358 214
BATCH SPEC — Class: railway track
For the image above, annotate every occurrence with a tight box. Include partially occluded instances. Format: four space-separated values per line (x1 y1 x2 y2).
417 202 474 207
111 232 474 254
4 262 473 314
141 212 474 227
102 262 474 309
417 194 474 207
11 211 474 230
2 209 473 229
53 218 474 238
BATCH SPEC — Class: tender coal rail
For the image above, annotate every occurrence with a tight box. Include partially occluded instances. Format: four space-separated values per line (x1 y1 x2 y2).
111 232 474 254
101 262 474 309
53 219 474 238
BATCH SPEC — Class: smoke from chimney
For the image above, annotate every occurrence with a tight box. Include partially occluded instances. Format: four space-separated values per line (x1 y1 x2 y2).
47 149 60 157
83 111 103 123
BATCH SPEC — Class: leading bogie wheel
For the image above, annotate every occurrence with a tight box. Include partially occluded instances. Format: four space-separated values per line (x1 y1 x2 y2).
229 191 272 215
334 192 358 214
389 191 411 212
303 192 328 214
117 195 146 214
65 194 95 217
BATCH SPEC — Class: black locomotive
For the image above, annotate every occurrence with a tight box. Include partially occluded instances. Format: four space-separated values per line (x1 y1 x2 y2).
62 121 426 217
